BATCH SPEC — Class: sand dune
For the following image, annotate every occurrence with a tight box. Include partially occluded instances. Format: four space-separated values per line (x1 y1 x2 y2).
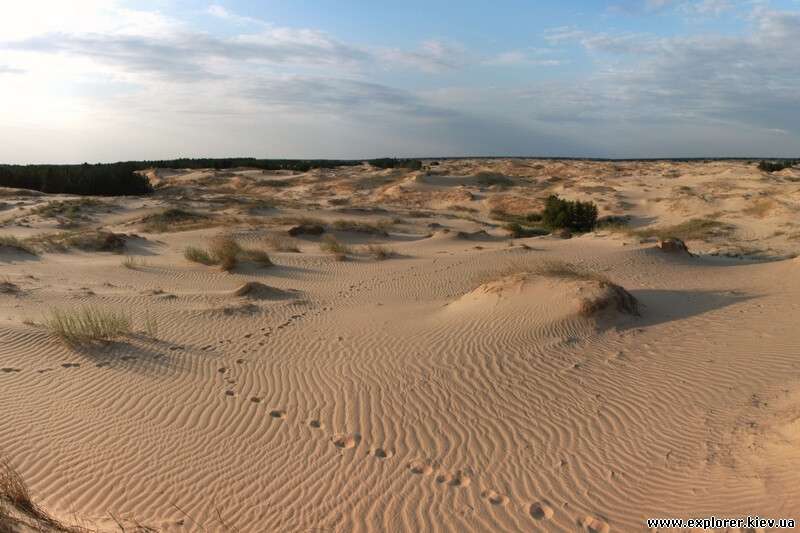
1 159 799 531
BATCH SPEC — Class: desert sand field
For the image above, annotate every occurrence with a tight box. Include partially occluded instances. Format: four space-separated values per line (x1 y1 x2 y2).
1 159 799 532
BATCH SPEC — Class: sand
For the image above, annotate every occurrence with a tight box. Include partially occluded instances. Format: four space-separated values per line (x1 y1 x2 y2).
1 159 799 531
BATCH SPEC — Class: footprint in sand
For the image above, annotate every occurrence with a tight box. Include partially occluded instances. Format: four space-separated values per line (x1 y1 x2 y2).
309 419 323 429
530 501 554 520
332 434 360 449
482 490 509 506
61 363 80 368
270 409 287 419
408 461 434 476
250 397 262 404
436 471 471 487
581 515 611 533
1 368 21 373
225 390 235 397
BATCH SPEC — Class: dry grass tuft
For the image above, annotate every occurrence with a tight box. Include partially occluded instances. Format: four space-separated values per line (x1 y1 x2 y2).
140 208 211 233
209 235 242 272
631 218 734 242
27 231 126 253
364 244 397 260
331 219 391 235
45 306 132 343
0 458 83 532
0 235 38 256
264 233 301 253
320 235 350 260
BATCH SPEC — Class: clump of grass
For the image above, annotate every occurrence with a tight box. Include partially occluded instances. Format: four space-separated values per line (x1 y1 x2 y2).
320 235 350 260
241 248 272 267
364 244 397 260
331 219 391 235
121 256 147 269
184 235 271 271
490 208 543 225
264 233 301 252
0 235 38 255
529 260 611 283
184 246 216 265
27 231 126 253
45 306 132 343
31 198 105 220
632 218 734 242
272 215 326 227
503 222 549 238
140 208 210 233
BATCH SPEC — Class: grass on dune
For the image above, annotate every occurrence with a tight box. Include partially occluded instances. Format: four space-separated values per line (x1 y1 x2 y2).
44 306 132 343
320 235 351 261
184 235 272 271
0 235 38 255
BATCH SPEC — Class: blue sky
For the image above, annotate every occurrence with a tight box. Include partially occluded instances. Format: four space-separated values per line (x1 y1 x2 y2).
1 0 799 162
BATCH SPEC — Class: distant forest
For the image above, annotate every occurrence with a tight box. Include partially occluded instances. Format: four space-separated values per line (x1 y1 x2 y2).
0 158 423 196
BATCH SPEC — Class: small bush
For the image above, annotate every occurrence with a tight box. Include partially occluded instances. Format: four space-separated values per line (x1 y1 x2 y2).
542 195 598 232
45 306 132 343
320 235 350 260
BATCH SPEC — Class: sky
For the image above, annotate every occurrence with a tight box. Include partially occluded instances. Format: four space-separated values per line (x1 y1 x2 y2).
0 0 799 163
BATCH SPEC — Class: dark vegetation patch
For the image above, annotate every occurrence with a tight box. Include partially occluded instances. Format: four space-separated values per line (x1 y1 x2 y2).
542 195 598 232
140 208 211 233
368 158 423 170
758 160 799 172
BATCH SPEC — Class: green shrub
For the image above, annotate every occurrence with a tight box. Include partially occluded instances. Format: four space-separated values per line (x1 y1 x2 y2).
542 195 598 232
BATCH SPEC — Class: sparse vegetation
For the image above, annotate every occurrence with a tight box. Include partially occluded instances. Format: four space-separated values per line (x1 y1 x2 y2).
332 219 391 235
264 233 301 252
0 235 38 255
121 256 147 269
31 198 105 221
368 158 423 170
475 172 513 187
320 235 351 260
27 230 126 253
364 244 397 260
140 208 211 233
503 222 549 238
184 246 216 265
758 160 798 172
184 235 271 271
45 306 132 343
632 217 734 242
1 458 79 532
542 195 598 232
